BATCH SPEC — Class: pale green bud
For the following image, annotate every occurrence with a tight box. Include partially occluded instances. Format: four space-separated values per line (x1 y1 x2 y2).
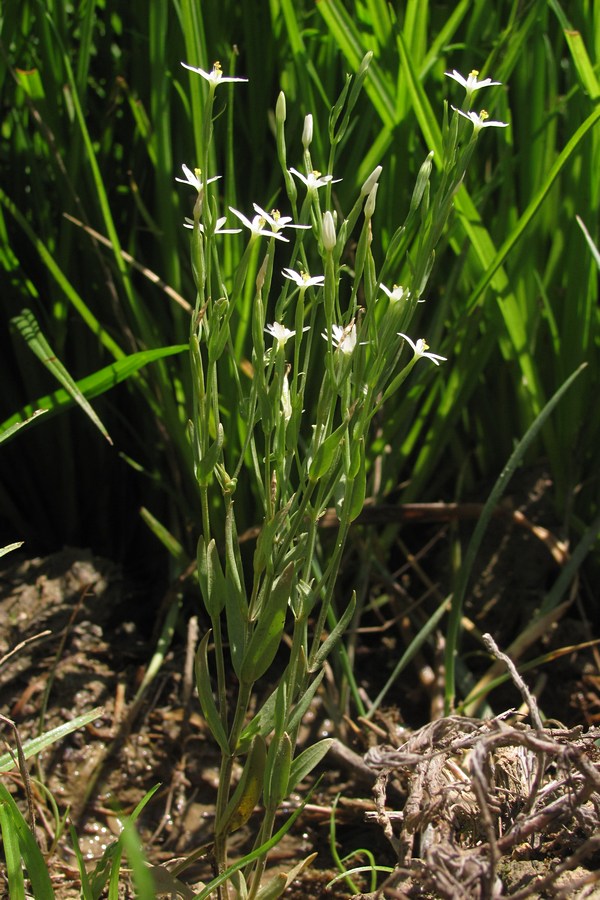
364 182 378 219
322 210 336 251
409 150 434 214
302 114 313 149
276 91 286 125
360 164 382 196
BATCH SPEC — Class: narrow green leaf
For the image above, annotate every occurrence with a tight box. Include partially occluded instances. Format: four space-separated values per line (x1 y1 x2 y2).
309 418 350 481
12 308 112 443
264 732 292 809
195 632 230 756
445 363 587 714
140 508 189 568
0 344 188 443
564 28 600 100
120 818 156 900
466 103 600 312
240 563 294 684
0 410 47 444
0 801 26 900
0 784 55 899
197 537 227 618
217 735 267 835
0 707 104 773
308 593 356 673
287 739 334 795
192 782 319 900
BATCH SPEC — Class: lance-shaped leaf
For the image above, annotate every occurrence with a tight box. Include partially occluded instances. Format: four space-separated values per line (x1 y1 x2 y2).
217 735 267 835
308 592 356 673
197 536 227 618
309 415 352 481
287 739 334 795
196 422 224 484
240 563 294 685
264 731 292 809
194 632 229 756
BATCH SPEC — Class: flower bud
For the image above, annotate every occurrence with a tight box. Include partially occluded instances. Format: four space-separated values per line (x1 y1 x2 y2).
276 91 286 125
364 182 378 219
302 114 313 149
322 210 336 251
409 150 434 214
360 164 382 196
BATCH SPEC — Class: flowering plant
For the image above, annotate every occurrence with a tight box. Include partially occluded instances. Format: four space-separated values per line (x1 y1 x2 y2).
177 57 506 897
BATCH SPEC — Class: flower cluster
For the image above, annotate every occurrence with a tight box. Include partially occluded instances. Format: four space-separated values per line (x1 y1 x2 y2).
445 68 508 133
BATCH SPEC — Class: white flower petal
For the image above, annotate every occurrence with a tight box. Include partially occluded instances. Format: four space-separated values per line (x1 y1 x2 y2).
181 60 248 85
282 268 325 288
398 333 447 366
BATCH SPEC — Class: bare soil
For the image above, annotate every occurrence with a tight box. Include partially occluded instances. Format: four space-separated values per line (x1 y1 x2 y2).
1 473 599 898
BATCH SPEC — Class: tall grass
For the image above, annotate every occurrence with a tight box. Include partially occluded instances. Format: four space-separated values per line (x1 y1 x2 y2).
1 0 598 894
1 1 597 556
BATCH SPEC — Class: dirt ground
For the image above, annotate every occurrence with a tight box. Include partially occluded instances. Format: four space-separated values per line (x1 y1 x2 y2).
1 473 599 898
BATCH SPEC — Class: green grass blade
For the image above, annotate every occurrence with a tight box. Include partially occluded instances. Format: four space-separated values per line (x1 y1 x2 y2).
0 707 104 773
444 362 587 714
68 825 94 900
0 409 48 444
466 103 600 312
120 818 156 900
0 800 26 900
0 187 125 360
191 782 318 900
0 344 188 442
0 783 55 899
366 592 451 717
12 308 112 443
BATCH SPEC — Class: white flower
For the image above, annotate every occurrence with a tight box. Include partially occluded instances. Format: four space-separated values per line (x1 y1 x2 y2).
397 333 447 366
282 268 325 288
176 164 221 191
181 60 248 86
380 283 411 303
229 207 290 241
252 204 311 235
289 168 342 191
322 322 358 356
265 322 296 346
183 216 242 234
445 69 502 96
265 322 309 348
452 107 509 132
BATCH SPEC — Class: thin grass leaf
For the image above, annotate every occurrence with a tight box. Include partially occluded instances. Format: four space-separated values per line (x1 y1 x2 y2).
120 817 156 900
0 187 124 360
0 541 24 559
576 214 600 269
12 308 112 443
466 103 600 312
0 800 26 900
0 783 55 899
0 409 48 444
0 707 104 773
366 592 451 717
69 825 94 900
0 344 188 443
444 363 587 713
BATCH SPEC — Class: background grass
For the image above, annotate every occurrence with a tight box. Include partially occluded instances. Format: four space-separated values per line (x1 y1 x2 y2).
1 0 598 587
